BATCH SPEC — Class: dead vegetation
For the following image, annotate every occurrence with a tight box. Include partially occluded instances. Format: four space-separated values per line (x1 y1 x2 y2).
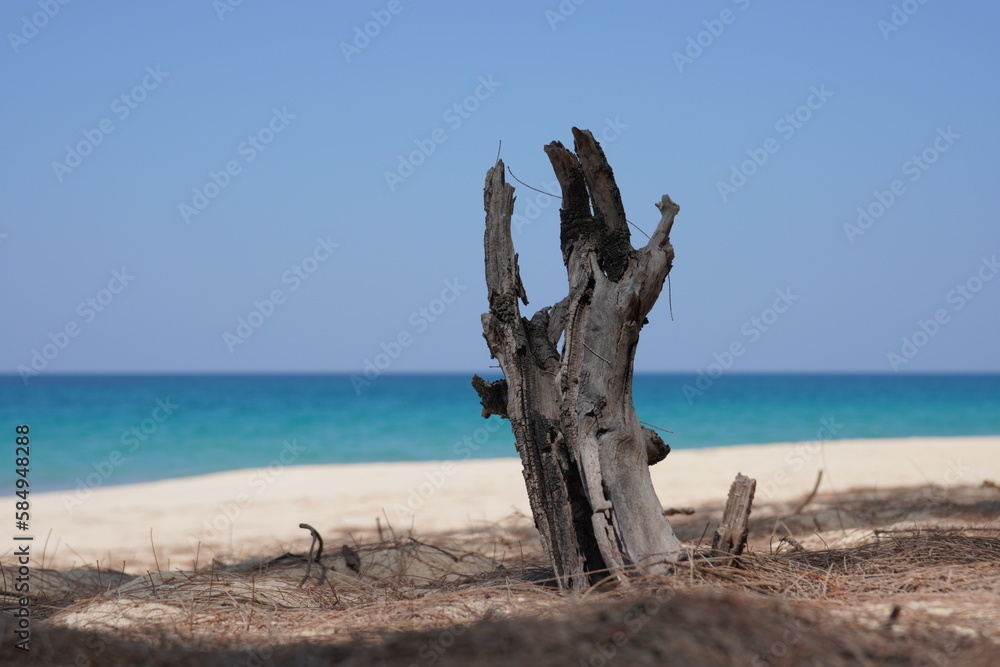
2 482 999 666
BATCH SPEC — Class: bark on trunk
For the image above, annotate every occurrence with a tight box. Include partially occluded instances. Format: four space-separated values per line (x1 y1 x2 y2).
473 128 682 590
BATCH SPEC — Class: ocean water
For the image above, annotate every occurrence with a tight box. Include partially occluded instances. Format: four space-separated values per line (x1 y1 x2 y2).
1 374 998 493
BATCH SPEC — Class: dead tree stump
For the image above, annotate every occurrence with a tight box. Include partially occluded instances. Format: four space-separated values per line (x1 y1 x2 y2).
473 128 682 589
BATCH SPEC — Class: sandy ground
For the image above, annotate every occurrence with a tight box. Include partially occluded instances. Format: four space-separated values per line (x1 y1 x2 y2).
23 436 999 572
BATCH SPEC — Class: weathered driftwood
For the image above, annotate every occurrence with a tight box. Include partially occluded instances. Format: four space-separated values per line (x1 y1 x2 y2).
711 473 757 566
473 128 682 589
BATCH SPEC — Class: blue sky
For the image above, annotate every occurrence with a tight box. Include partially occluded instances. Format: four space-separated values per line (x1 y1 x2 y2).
2 0 998 376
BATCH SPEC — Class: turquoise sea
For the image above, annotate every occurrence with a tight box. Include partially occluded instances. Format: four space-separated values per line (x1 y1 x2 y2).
2 374 998 493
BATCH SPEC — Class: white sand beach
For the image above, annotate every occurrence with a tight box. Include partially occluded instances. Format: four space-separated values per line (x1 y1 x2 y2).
26 436 999 572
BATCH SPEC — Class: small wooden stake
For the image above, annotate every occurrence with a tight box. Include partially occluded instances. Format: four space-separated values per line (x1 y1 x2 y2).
712 473 757 566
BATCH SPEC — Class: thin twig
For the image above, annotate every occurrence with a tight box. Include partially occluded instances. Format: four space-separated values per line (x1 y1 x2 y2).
639 420 674 434
149 528 161 573
884 604 902 630
408 538 460 562
583 343 613 366
381 508 398 540
792 470 824 516
668 274 674 321
627 219 651 240
298 523 327 587
146 571 157 599
506 165 559 197
116 561 128 592
695 521 712 550
506 164 652 240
